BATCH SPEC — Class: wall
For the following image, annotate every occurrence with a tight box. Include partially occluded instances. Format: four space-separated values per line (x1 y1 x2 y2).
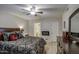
40 18 61 42
58 18 62 36
0 12 28 34
27 18 41 36
27 20 35 36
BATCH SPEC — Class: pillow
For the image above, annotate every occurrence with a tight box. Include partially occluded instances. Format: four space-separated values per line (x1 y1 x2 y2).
0 32 3 35
0 32 4 41
4 32 11 37
15 32 24 39
9 34 17 41
3 33 9 41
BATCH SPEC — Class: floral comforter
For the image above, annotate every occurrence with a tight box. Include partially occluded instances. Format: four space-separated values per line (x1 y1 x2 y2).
0 36 46 54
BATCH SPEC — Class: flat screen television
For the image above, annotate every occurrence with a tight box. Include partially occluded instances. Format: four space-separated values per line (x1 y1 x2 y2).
42 31 50 36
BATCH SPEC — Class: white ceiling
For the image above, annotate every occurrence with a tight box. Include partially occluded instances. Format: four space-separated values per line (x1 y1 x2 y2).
0 4 68 20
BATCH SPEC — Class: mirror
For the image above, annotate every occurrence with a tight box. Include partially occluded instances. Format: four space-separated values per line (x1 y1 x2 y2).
69 8 79 54
71 12 79 37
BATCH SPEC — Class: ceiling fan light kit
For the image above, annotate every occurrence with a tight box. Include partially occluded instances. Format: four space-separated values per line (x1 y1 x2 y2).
30 11 36 15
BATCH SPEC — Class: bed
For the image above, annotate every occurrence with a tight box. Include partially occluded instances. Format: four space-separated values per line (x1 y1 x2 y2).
0 28 46 54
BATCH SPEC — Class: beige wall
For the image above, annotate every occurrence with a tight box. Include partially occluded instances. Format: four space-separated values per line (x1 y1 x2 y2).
40 18 59 42
0 12 28 34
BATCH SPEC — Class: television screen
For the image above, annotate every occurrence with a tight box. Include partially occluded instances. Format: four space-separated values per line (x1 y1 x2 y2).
42 31 50 36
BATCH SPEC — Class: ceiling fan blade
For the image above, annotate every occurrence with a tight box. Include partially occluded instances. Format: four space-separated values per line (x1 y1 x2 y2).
21 9 30 12
36 11 43 14
26 13 30 15
35 14 37 16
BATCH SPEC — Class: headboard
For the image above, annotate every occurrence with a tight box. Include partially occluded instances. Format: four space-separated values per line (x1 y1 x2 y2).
0 28 20 32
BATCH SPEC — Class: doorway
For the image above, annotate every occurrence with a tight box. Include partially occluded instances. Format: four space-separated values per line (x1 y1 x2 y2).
34 23 41 37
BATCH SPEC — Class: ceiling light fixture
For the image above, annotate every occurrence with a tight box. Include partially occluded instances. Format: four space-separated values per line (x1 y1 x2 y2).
30 11 36 15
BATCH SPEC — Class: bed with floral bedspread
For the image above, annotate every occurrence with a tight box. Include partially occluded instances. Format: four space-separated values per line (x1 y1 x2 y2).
0 36 46 54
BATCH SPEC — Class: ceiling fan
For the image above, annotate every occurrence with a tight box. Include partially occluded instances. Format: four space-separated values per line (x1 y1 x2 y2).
22 5 43 16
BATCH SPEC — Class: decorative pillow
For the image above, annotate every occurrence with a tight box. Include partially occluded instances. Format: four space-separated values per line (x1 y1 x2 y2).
3 33 9 41
9 34 17 41
0 32 3 35
0 32 4 41
4 32 11 37
15 32 24 39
